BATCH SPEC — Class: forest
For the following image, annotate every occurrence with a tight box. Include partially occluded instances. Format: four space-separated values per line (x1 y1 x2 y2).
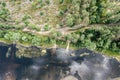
0 0 120 57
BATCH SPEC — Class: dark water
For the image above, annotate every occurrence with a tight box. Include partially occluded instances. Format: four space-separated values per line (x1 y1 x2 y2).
0 44 120 80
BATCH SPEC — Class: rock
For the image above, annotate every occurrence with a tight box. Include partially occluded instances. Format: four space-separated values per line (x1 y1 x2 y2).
4 72 16 80
16 44 42 58
109 77 120 80
61 75 78 80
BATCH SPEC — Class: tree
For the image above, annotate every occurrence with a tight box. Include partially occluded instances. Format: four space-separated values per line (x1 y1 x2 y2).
21 36 28 42
65 13 75 27
104 39 112 49
83 39 96 50
4 31 13 40
0 3 10 21
0 30 4 38
32 36 41 46
111 42 117 51
12 33 21 42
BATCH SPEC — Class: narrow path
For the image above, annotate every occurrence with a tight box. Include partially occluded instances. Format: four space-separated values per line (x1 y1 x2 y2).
22 24 87 36
22 23 120 36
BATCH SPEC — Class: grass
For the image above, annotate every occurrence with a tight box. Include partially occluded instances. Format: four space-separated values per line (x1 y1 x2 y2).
102 49 120 61
0 37 120 61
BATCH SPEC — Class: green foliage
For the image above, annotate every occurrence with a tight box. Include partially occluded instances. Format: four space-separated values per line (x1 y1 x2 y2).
84 39 96 50
65 13 75 27
71 33 80 43
31 0 51 9
22 14 31 26
0 23 22 29
0 4 10 21
24 20 30 26
39 12 44 16
46 0 50 4
44 25 50 31
32 36 41 46
51 31 62 39
22 14 31 21
58 0 119 26
28 24 40 31
4 31 14 41
80 34 85 41
12 33 21 42
59 0 64 4
37 0 42 3
0 25 119 54
111 42 118 51
69 26 120 53
0 30 5 38
4 31 20 42
1 2 6 7
21 36 28 42
104 39 112 49
0 0 119 56
65 34 73 41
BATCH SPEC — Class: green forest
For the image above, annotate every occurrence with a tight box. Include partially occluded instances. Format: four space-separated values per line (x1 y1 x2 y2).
0 0 120 58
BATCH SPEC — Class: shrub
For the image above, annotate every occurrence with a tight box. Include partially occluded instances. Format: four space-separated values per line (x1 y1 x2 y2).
65 13 75 27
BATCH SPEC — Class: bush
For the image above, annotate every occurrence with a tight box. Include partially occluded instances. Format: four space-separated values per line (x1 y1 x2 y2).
44 24 51 31
32 36 41 46
28 24 40 31
0 30 5 38
65 13 75 27
0 7 10 21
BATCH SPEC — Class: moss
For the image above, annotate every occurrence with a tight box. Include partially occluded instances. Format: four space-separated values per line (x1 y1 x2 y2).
102 49 120 61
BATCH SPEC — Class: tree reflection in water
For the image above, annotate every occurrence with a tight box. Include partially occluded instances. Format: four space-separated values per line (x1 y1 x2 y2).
0 45 120 80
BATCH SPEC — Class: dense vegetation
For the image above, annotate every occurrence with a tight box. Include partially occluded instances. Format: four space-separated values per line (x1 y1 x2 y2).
0 0 120 27
0 0 120 57
0 24 119 54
